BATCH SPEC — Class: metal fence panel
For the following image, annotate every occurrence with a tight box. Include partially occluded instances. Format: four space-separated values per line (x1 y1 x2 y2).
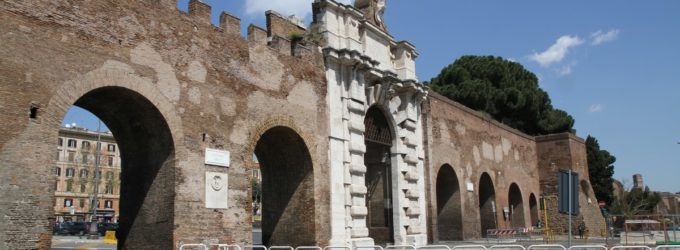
568 245 607 250
179 243 208 250
211 244 243 250
656 246 680 250
489 244 526 250
527 244 567 250
453 245 488 250
610 246 652 250
417 245 452 250
385 245 417 250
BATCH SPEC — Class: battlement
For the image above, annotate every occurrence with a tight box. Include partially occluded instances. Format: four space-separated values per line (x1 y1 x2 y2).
158 0 318 57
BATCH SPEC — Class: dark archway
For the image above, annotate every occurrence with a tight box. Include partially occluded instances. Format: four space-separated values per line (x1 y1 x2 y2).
254 126 315 246
478 173 496 237
364 106 394 244
529 193 539 227
508 183 525 228
70 86 176 248
436 164 462 241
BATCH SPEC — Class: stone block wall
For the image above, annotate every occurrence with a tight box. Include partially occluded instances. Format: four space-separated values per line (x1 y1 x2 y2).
0 0 329 249
423 93 542 241
536 134 605 237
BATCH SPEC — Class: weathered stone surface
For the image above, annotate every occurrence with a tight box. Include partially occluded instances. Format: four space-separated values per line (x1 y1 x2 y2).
0 0 328 249
0 1 604 249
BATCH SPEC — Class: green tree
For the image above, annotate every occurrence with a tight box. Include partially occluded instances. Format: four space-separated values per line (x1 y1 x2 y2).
585 135 616 205
428 55 574 135
251 179 262 203
611 185 661 215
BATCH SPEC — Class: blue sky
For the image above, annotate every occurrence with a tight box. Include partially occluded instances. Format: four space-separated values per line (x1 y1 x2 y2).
63 0 680 192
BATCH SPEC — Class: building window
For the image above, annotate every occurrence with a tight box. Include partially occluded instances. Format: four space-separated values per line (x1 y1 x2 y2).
80 183 86 193
105 200 113 209
108 156 114 166
106 172 113 180
67 139 76 148
56 150 60 161
79 169 89 178
81 153 89 164
107 144 115 152
58 138 63 146
105 184 113 194
65 168 75 177
81 141 90 150
79 199 85 208
54 167 61 176
64 199 73 207
66 181 73 192
67 152 75 162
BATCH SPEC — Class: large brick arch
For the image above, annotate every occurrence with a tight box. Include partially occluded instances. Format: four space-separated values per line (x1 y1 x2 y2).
508 183 525 228
245 119 319 246
435 164 463 241
478 172 497 237
0 61 186 248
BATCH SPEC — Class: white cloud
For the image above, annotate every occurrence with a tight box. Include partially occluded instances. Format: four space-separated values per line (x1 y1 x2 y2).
589 104 605 113
529 35 584 67
245 0 352 19
557 61 577 76
590 29 620 45
557 65 572 76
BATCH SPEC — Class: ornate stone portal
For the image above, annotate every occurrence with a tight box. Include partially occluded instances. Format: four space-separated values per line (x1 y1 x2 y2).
312 0 428 246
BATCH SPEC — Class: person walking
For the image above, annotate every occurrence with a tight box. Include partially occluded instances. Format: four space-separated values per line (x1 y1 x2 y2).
578 221 587 239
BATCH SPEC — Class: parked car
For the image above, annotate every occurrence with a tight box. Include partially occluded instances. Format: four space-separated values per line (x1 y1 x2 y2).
97 222 118 236
53 221 89 236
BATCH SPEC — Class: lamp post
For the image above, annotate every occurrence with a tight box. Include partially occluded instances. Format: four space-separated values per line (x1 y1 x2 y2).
87 120 103 239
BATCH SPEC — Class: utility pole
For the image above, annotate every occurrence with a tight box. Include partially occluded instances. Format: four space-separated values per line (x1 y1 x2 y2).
87 120 102 239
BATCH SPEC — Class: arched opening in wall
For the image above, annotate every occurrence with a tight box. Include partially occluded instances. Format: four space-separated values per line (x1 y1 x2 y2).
52 87 175 249
478 172 496 237
436 164 462 241
529 193 539 227
508 183 525 228
364 106 394 244
254 126 315 246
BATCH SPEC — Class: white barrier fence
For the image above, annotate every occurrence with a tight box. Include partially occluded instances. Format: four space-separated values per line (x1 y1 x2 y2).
178 244 680 250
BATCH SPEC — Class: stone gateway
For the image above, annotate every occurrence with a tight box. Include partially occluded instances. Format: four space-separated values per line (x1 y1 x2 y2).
0 0 603 249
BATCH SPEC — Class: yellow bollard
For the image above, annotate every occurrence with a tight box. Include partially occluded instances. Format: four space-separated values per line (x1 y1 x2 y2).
103 231 117 244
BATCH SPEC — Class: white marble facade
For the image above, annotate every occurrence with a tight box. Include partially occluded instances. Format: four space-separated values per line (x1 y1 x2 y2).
313 0 428 246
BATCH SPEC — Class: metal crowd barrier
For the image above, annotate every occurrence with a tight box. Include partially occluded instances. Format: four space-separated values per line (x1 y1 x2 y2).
417 245 452 250
211 244 243 250
656 246 680 250
177 243 676 250
527 244 567 250
385 245 417 250
489 244 526 250
610 246 652 250
355 246 385 250
296 246 323 250
179 243 208 250
453 245 487 250
568 245 608 250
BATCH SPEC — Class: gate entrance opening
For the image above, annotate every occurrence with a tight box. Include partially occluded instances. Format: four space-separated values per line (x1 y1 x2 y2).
508 183 525 228
57 86 176 248
436 164 463 241
364 106 394 244
479 173 496 237
254 126 315 246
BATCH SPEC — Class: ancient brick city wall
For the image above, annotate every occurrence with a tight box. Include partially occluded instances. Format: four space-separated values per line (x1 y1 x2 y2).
0 0 329 249
423 93 542 241
536 134 605 237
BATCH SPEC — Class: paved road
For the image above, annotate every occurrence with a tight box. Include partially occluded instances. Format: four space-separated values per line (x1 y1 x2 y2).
51 235 115 250
51 230 263 249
